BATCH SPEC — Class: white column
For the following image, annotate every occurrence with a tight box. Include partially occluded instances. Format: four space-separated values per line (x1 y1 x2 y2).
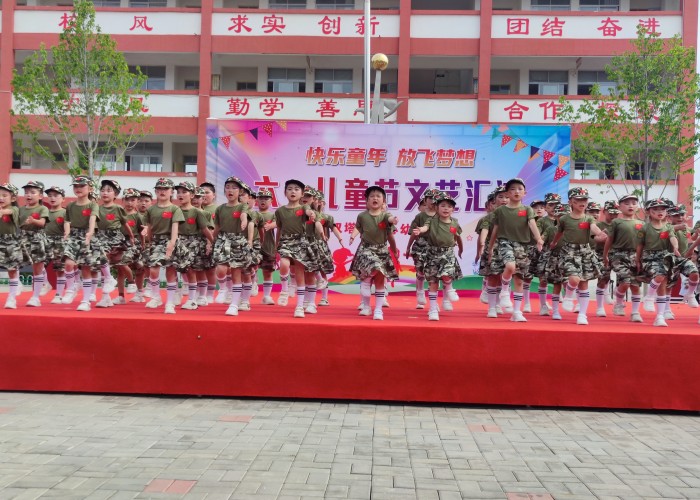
257 65 267 93
162 139 174 173
165 64 176 91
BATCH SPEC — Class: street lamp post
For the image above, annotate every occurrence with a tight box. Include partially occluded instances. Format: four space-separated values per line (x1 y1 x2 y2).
363 0 371 124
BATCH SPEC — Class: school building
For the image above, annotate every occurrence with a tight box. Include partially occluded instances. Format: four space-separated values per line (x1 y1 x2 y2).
0 0 696 206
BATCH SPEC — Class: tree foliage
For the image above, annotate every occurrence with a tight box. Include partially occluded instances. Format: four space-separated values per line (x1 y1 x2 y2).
558 27 700 204
11 0 150 178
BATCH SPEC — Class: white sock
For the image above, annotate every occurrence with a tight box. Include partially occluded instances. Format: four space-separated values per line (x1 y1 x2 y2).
280 274 289 293
197 281 208 298
82 280 92 303
360 279 372 308
32 274 44 299
487 285 498 308
9 278 20 299
375 288 385 310
577 290 590 315
513 292 523 312
56 276 66 296
306 285 316 306
263 280 273 297
232 284 242 307
538 285 547 307
188 283 197 301
596 287 605 309
429 291 438 311
296 286 305 308
241 283 252 303
150 278 160 299
631 294 641 314
166 282 177 304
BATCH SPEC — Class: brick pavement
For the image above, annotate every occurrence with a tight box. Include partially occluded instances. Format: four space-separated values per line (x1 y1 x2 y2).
0 393 699 499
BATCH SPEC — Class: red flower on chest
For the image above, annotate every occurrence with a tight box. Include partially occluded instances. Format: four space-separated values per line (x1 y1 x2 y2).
31 212 41 220
162 211 173 219
449 226 457 234
2 215 10 223
106 213 116 221
660 231 669 239
233 211 241 219
187 217 196 225
305 220 314 225
81 209 91 217
635 223 643 230
378 221 387 229
56 217 65 225
295 209 304 216
211 213 216 220
320 219 326 226
518 210 527 217
127 219 135 227
578 222 590 230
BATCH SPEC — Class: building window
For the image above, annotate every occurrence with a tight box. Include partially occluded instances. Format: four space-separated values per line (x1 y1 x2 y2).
126 143 163 172
130 66 166 90
370 82 398 93
577 71 617 95
490 84 511 95
530 0 570 10
314 69 353 93
237 82 258 91
184 80 200 90
573 161 615 180
580 0 619 11
316 0 355 9
267 68 306 93
529 70 568 95
128 0 167 6
268 0 306 9
93 0 121 6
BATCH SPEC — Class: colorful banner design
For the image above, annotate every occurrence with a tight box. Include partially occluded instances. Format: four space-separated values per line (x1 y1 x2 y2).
207 120 571 283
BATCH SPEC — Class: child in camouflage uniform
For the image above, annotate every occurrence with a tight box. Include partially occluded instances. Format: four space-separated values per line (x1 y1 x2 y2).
43 186 67 304
522 199 546 314
238 183 260 312
475 191 495 304
317 191 344 306
143 178 188 315
602 194 644 322
543 203 566 319
535 193 561 316
479 186 509 312
310 190 336 308
550 188 606 326
349 185 399 321
257 188 277 305
115 188 145 304
487 178 544 322
199 182 219 304
591 200 619 316
406 188 438 309
61 176 103 312
297 186 327 314
668 203 699 308
412 192 463 321
0 183 23 309
19 180 49 307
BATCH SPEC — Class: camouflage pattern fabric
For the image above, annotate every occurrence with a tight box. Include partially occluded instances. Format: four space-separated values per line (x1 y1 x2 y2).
277 234 315 270
478 249 500 276
145 235 192 269
639 250 672 283
0 234 24 270
178 234 209 272
544 248 565 284
350 242 398 281
424 245 463 283
608 248 640 286
120 240 145 268
594 248 611 282
249 239 262 267
44 234 65 272
535 248 552 277
559 242 601 281
668 255 698 287
314 239 335 275
525 244 539 281
63 229 105 271
260 252 277 271
410 238 430 275
211 233 252 269
20 229 47 265
95 229 128 255
491 238 530 277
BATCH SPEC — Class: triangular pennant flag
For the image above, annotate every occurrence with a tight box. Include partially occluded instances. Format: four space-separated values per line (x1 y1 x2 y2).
492 128 500 139
558 155 570 167
481 125 492 134
541 160 554 171
276 120 287 131
210 138 219 148
554 167 569 181
221 136 231 149
249 128 258 140
529 146 540 160
498 124 509 132
501 135 512 147
262 123 274 137
514 139 527 153
542 150 555 163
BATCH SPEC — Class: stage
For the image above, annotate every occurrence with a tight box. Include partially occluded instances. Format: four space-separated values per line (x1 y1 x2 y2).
1 289 700 412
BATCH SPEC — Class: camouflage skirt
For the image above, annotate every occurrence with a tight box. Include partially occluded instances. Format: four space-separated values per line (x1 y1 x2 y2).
63 229 105 271
314 239 335 275
179 234 209 272
212 232 252 269
277 234 315 270
594 247 611 282
544 248 565 285
535 248 552 277
249 239 263 268
0 233 24 271
668 255 698 287
609 248 639 286
478 248 500 277
350 242 399 282
424 245 463 283
95 229 128 255
44 234 66 272
145 235 192 269
558 242 601 281
410 238 430 276
20 230 47 266
524 244 538 281
120 240 145 269
491 239 530 277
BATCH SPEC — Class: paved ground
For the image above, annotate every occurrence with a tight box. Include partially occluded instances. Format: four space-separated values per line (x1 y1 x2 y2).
1 393 699 500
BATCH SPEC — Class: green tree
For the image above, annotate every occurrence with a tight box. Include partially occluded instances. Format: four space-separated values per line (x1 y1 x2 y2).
11 0 150 178
558 27 700 205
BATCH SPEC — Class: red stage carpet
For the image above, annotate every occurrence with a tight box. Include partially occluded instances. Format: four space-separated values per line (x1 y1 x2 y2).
1 290 699 411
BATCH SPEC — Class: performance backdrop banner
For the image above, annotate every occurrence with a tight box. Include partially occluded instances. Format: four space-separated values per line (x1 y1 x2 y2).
206 120 571 284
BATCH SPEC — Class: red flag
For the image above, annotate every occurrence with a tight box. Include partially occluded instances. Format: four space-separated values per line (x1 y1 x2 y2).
221 136 231 149
501 135 512 147
554 167 569 181
262 123 274 137
542 150 555 163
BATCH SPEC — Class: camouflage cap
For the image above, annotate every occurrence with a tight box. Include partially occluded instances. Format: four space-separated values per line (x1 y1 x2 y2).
646 198 669 209
568 187 590 200
529 199 545 208
493 185 507 194
154 178 174 189
422 188 439 200
139 190 154 199
0 182 19 196
71 175 92 187
505 177 526 190
675 203 687 214
486 192 496 203
586 201 602 211
303 185 316 196
100 179 121 194
554 203 569 216
618 193 638 203
315 190 325 201
661 197 675 209
44 186 66 197
433 191 457 206
603 200 620 213
257 188 273 199
194 187 206 197
239 182 253 196
122 187 141 199
176 181 196 193
22 180 45 192
544 193 562 204
224 176 244 188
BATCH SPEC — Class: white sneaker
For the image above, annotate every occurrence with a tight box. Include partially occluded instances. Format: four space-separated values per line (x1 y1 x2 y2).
317 278 328 290
653 315 668 327
103 277 117 294
510 311 527 322
479 290 488 304
262 296 275 305
62 290 76 304
130 293 145 303
214 291 228 304
539 305 551 316
596 307 607 317
613 304 626 316
4 297 17 309
573 302 580 313
446 289 459 302
561 297 575 312
181 300 198 310
143 287 152 298
89 293 97 302
305 304 317 314
686 294 699 308
26 297 41 307
126 284 138 294
552 311 562 320
224 291 233 304
278 292 289 306
359 306 371 316
96 296 113 308
145 298 163 309
289 284 297 297
373 309 383 320
40 281 52 297
416 291 426 308
357 303 363 310
630 313 643 323
486 308 497 318
495 305 503 315
664 310 675 320
318 299 329 306
113 296 127 305
428 309 439 321
76 301 90 312
50 295 63 304
225 304 238 316
173 291 183 305
605 292 614 305
196 297 209 307
164 302 176 314
442 299 453 312
383 298 390 308
238 301 251 311
293 306 305 318
251 285 259 297
576 314 589 325
643 296 656 312
499 292 513 311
